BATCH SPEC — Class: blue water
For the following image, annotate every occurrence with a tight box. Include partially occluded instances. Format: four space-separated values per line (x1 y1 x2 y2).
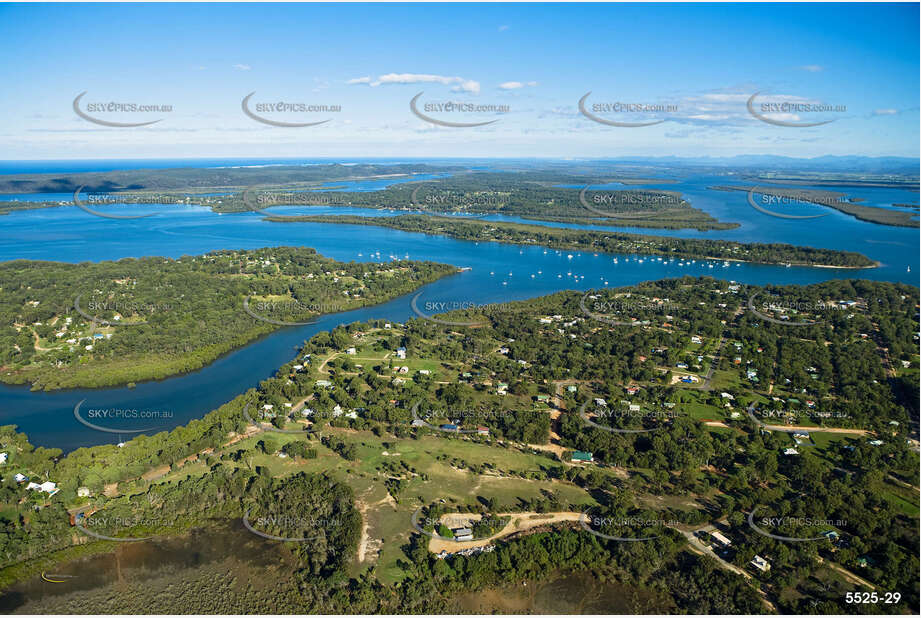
0 172 917 451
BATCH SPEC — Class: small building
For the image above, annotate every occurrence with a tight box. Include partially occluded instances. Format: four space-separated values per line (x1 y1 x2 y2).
14 473 27 483
783 447 799 455
571 451 594 463
625 386 639 395
77 487 92 497
535 394 551 403
0 452 6 464
476 427 489 435
567 385 577 393
821 530 839 541
316 380 331 388
594 398 607 407
395 347 406 359
440 423 459 431
346 347 357 355
411 419 426 427
452 527 474 541
710 530 732 547
750 555 771 572
398 366 409 374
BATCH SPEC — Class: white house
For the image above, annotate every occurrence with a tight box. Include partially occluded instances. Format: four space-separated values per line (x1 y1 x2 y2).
0 452 7 464
396 347 406 359
346 347 357 355
27 481 59 496
77 487 92 497
750 555 771 572
14 473 27 483
710 530 732 547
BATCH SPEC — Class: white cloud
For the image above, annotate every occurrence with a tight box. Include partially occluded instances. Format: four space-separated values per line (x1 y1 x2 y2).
873 108 898 116
499 81 538 90
233 64 251 71
348 73 481 94
799 65 824 72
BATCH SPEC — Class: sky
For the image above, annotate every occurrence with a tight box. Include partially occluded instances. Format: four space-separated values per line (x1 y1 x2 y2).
0 2 918 160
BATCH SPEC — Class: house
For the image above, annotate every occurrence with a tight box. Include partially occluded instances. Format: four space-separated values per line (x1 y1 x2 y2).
821 530 840 541
384 323 392 329
77 487 91 497
680 376 699 384
27 481 59 496
476 427 489 436
316 380 332 388
301 408 314 417
440 423 459 432
750 555 771 572
730 411 741 419
625 386 639 395
720 392 734 400
418 369 431 375
535 394 551 403
690 335 702 344
710 530 732 547
398 366 409 374
396 347 406 359
452 527 474 541
628 404 641 412
783 447 799 455
496 382 508 395
0 453 6 464
676 362 689 369
346 347 356 355
594 398 607 407
332 404 343 417
345 410 358 419
567 385 578 393
869 439 884 446
14 473 27 483
571 451 594 463
411 419 426 427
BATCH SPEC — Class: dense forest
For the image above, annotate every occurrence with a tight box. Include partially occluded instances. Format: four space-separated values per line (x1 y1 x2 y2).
262 214 876 267
0 247 456 390
0 277 917 614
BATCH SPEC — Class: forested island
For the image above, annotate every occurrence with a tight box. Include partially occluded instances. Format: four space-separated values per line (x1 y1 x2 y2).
261 214 876 267
1 277 916 614
711 185 920 228
0 247 456 390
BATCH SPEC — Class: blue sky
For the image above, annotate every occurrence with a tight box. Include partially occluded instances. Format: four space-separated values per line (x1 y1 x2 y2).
0 2 917 159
